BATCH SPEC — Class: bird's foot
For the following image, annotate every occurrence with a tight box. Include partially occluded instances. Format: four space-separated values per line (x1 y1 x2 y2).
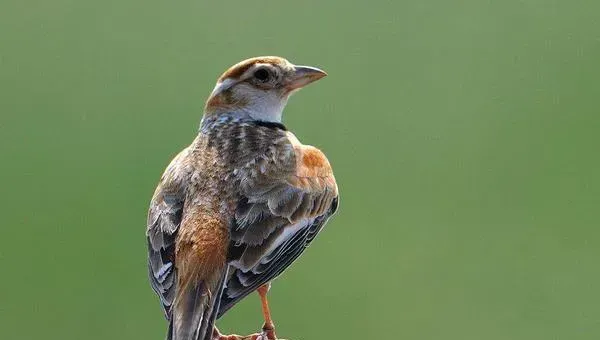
214 332 269 340
261 323 277 340
213 328 275 340
214 334 255 340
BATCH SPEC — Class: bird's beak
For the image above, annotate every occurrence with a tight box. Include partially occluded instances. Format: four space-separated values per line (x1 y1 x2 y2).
285 65 327 92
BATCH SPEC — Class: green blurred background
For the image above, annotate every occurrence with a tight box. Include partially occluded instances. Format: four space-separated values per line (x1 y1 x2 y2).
1 0 599 339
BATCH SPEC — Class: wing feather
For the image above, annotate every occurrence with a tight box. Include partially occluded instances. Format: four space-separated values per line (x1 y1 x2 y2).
218 132 339 318
147 148 191 319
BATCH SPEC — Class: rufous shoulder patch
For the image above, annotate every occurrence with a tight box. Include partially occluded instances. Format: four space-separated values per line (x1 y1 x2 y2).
302 147 327 169
285 131 332 178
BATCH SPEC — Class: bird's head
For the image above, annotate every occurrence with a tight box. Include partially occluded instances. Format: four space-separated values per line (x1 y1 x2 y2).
204 56 327 122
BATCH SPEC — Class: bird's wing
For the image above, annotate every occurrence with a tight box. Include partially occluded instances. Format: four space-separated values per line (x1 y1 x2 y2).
147 148 190 319
218 132 339 317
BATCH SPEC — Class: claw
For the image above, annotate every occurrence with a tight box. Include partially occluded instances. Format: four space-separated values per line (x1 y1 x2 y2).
261 326 277 340
213 327 271 340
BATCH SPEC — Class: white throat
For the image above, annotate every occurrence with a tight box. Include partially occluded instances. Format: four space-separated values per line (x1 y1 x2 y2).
242 93 288 122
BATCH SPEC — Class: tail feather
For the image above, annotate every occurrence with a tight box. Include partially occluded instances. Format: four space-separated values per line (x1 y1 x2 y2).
166 320 173 340
168 268 228 340
198 267 228 340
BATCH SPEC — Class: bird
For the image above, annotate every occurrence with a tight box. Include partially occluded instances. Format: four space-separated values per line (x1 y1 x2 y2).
146 56 339 340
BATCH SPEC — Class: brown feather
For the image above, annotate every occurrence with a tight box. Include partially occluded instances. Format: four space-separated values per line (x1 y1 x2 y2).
218 56 286 81
175 207 228 306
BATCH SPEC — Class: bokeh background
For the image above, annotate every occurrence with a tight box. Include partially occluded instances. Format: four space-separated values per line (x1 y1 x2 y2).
1 1 599 339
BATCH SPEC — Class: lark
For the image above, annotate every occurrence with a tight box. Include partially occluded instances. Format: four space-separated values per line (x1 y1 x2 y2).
147 56 339 340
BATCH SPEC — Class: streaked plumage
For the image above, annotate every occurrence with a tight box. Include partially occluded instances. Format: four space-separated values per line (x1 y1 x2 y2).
147 56 338 340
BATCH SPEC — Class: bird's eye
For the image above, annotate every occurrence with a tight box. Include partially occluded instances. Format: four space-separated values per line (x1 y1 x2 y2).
253 68 271 82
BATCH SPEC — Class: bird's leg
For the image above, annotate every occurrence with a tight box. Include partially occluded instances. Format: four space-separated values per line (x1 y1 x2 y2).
257 283 277 340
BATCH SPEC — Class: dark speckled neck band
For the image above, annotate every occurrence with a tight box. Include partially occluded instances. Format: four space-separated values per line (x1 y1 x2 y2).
251 120 287 131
